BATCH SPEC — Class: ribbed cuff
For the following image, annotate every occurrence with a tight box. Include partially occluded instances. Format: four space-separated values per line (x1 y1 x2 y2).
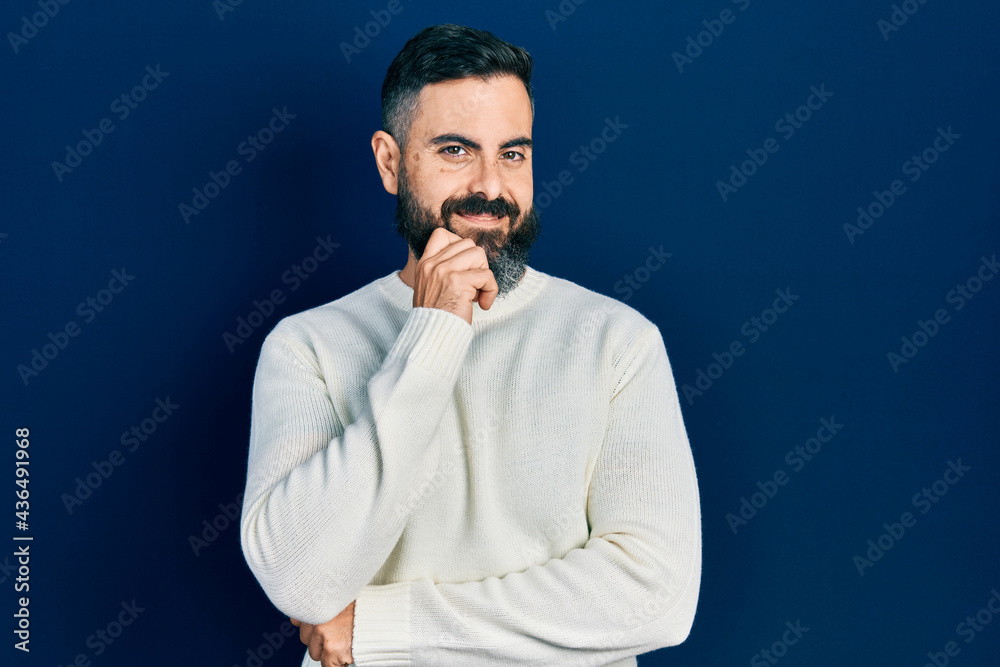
386 307 473 382
352 582 412 666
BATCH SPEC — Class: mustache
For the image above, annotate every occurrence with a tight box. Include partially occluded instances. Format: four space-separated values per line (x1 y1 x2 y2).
441 194 520 221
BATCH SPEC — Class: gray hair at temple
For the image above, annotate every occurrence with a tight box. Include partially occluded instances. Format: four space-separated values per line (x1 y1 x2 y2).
380 23 535 154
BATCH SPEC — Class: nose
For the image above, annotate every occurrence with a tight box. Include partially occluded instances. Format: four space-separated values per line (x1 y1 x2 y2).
465 156 503 203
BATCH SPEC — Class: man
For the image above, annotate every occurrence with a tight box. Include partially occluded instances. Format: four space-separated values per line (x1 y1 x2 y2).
240 23 701 667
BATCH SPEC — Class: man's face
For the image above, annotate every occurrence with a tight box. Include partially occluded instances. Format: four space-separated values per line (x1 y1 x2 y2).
394 74 539 296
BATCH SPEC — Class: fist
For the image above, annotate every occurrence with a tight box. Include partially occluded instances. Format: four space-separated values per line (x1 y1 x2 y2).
412 227 498 325
290 600 355 667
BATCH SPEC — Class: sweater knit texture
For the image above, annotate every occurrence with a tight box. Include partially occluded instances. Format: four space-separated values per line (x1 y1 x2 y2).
240 265 702 666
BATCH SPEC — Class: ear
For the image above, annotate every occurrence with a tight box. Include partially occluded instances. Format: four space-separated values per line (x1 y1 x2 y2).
371 130 401 195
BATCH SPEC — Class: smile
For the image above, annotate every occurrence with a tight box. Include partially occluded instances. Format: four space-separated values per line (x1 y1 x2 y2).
457 212 506 226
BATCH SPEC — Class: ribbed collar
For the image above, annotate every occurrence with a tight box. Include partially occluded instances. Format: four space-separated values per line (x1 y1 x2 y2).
376 265 549 324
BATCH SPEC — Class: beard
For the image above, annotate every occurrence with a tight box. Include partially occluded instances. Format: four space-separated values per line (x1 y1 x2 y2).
394 162 540 297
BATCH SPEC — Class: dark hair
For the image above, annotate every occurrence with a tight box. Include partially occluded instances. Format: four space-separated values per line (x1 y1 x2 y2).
381 24 534 154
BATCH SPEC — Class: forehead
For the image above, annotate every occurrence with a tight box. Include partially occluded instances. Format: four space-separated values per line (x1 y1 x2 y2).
411 75 532 143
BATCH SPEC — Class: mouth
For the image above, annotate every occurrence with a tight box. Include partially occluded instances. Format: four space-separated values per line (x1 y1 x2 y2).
456 212 506 226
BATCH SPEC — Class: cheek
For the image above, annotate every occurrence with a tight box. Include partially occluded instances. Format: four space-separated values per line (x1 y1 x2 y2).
510 173 533 207
407 165 450 206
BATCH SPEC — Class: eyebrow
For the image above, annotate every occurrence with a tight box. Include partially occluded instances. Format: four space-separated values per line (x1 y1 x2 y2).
429 134 533 151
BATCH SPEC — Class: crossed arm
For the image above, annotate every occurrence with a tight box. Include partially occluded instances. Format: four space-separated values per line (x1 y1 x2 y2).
290 602 356 666
242 314 701 666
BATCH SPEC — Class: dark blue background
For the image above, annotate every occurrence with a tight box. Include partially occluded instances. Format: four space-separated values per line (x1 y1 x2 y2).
2 0 998 664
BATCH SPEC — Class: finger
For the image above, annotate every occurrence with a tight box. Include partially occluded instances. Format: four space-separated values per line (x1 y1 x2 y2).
447 243 491 269
470 268 500 310
298 623 312 646
326 645 352 667
422 226 464 259
421 236 479 268
290 618 300 627
415 241 487 293
308 629 324 662
320 647 346 667
420 244 490 281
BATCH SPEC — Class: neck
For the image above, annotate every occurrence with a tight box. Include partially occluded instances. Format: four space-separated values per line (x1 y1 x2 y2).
398 249 419 289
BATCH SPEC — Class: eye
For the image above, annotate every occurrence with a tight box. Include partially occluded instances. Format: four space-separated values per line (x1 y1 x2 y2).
502 150 525 162
442 146 467 156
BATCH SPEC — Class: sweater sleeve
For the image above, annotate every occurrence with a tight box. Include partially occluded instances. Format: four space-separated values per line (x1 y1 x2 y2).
350 327 703 666
240 306 473 625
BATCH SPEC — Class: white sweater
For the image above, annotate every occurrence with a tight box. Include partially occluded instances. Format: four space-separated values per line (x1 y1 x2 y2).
240 265 702 667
